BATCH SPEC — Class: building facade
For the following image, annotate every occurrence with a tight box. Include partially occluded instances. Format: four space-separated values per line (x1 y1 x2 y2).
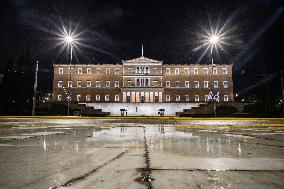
53 54 233 105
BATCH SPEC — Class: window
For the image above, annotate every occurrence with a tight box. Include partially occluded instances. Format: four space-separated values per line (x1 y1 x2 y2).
96 81 100 88
78 68 82 75
193 68 198 75
185 95 190 101
127 80 132 86
87 81 92 87
57 95 62 101
68 67 72 74
223 68 228 75
58 81 63 88
175 68 179 75
115 81 119 87
185 81 190 88
128 68 132 74
166 81 170 87
203 68 209 75
153 81 158 87
76 94 81 101
223 81 228 88
106 81 110 87
166 68 170 75
68 81 72 87
115 69 120 75
195 95 199 102
106 68 110 74
204 81 209 88
194 81 199 88
184 68 189 75
176 95 180 102
166 95 171 102
105 95 109 102
59 68 63 74
77 80 82 88
87 68 92 74
96 68 101 74
115 95 119 102
214 81 218 88
205 95 209 101
96 95 100 101
176 81 180 88
213 67 217 74
224 95 229 101
86 95 91 102
153 68 158 74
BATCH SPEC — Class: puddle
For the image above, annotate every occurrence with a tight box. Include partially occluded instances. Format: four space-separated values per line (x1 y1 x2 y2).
21 131 63 136
223 134 254 138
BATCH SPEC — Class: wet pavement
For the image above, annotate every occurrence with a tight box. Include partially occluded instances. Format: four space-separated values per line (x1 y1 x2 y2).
0 118 283 189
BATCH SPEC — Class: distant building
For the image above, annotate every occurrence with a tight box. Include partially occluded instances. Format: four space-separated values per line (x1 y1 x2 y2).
52 49 233 115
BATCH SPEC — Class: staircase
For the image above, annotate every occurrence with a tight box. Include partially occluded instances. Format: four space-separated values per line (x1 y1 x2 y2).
176 103 215 116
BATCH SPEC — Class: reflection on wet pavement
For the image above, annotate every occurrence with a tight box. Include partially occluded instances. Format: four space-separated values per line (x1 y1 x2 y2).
0 119 283 189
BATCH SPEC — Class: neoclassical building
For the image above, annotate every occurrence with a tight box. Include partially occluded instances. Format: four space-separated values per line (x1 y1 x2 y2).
52 51 233 115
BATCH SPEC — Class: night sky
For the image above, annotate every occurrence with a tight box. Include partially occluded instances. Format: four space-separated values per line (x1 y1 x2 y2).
0 0 283 95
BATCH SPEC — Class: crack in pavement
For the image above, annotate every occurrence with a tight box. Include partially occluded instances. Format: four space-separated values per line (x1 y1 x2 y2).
135 127 153 189
50 149 130 189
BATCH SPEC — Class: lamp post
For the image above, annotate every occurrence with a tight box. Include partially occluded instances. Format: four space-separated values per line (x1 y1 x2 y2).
32 60 38 116
209 35 219 117
65 35 74 116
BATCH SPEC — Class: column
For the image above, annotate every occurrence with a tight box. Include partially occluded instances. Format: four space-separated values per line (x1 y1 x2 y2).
159 92 163 102
123 92 126 102
150 92 154 102
136 92 140 102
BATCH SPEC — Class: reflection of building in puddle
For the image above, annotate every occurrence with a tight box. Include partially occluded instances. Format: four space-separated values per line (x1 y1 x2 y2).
158 125 165 133
237 143 242 156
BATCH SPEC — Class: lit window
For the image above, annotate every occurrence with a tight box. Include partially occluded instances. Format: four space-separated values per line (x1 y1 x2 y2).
223 68 228 74
204 81 209 88
57 95 62 101
115 95 119 102
127 81 132 86
194 81 199 88
87 81 92 87
185 95 190 101
87 68 92 74
115 69 120 75
193 68 198 75
86 95 91 102
214 81 218 88
205 95 209 101
184 68 189 75
96 95 100 101
76 95 81 101
77 81 81 88
59 68 63 74
58 81 63 88
115 81 119 87
223 81 228 88
176 81 180 88
185 81 189 88
166 95 171 102
224 95 229 101
106 68 110 74
203 68 209 75
213 67 217 74
96 68 101 74
166 68 170 75
195 95 199 102
105 95 109 102
78 68 82 75
166 81 170 87
96 81 100 88
128 68 132 74
68 81 72 87
176 95 180 102
106 81 110 87
175 68 179 75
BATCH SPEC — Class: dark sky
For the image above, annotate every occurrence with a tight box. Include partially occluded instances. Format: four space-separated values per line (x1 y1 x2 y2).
0 0 283 94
